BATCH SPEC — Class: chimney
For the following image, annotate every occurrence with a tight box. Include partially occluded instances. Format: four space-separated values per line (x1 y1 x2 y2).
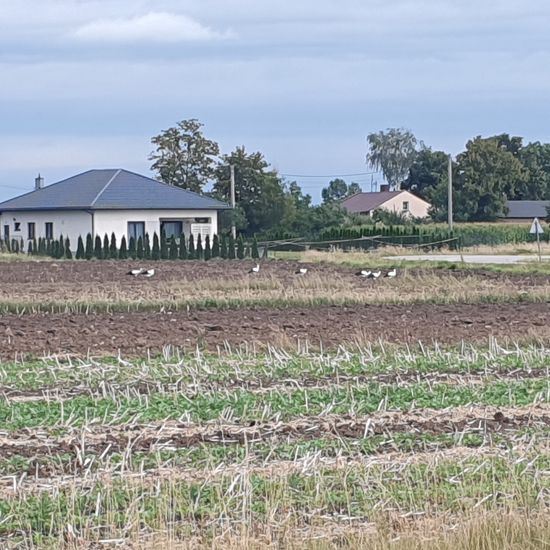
35 173 44 190
380 184 390 192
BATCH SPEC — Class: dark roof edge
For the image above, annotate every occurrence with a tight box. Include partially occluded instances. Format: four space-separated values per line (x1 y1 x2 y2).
0 205 231 213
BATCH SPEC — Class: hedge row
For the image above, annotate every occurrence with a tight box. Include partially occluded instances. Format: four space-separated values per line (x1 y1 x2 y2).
319 223 547 249
23 232 260 260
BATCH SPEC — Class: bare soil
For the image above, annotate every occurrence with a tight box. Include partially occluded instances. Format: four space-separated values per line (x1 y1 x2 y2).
0 302 549 357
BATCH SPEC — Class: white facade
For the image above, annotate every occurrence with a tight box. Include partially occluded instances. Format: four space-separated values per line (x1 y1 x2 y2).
0 208 219 251
379 191 431 219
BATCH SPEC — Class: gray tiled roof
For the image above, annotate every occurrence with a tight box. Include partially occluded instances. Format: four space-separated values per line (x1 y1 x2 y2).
505 200 550 219
0 169 230 211
341 191 404 213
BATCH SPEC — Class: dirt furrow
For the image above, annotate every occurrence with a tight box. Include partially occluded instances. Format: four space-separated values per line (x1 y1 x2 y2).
1 405 548 467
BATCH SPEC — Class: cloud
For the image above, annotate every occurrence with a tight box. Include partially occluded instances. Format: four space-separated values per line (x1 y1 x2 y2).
72 12 232 43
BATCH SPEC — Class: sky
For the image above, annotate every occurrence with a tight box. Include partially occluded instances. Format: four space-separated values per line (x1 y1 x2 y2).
1 0 550 202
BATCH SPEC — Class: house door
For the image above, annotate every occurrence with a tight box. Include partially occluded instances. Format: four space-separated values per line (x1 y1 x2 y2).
3 225 9 242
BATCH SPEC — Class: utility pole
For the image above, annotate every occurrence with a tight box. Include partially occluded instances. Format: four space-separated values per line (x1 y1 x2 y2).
230 164 236 239
447 154 453 232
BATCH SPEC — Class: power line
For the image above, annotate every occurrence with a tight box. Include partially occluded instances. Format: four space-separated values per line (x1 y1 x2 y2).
281 171 379 178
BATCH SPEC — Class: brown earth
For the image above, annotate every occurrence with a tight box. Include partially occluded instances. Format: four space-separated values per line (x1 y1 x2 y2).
0 259 547 285
0 301 549 358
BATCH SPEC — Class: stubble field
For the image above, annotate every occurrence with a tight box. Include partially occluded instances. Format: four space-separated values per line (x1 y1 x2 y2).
0 257 549 548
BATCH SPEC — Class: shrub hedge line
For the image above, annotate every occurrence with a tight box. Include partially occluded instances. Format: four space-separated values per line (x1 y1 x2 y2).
15 233 261 260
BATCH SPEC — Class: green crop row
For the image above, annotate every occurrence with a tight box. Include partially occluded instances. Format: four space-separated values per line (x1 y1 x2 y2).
1 378 548 430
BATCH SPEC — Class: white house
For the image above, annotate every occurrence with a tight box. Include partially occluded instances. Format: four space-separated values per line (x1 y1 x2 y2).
0 169 229 250
341 187 431 218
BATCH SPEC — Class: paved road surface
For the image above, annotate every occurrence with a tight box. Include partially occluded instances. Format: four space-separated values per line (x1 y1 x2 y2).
388 254 550 265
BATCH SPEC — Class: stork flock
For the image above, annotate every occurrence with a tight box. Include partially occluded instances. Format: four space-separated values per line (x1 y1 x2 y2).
126 264 397 279
355 268 397 279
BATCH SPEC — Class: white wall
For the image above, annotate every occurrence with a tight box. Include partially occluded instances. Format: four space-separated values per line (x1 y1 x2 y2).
380 191 431 218
94 209 219 241
0 208 220 251
0 210 92 250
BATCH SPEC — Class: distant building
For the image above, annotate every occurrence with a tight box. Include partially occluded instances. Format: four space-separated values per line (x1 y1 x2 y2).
341 185 431 218
0 169 229 251
501 200 550 223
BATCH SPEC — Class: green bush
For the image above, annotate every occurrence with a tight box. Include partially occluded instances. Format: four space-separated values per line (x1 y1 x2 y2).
129 237 137 260
220 234 227 259
160 232 169 260
58 235 65 259
237 235 245 259
85 234 94 260
144 233 151 259
169 238 178 259
204 235 211 260
212 235 220 258
137 237 144 259
119 236 128 259
76 236 85 259
251 236 260 259
65 237 72 259
103 234 110 258
188 234 195 259
152 233 160 260
94 236 102 259
110 233 117 259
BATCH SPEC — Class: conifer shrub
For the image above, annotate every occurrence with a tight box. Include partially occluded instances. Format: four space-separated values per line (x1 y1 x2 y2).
220 234 228 259
110 233 117 259
52 240 58 258
32 238 38 256
228 234 236 259
152 233 160 260
204 235 211 260
251 236 260 259
94 235 102 259
103 234 110 258
85 234 94 260
27 241 33 255
144 233 151 259
188 234 195 259
179 234 187 260
46 239 52 257
65 237 72 259
212 235 220 258
137 237 144 259
76 236 85 259
129 237 137 260
196 234 203 259
160 232 169 260
119 236 128 259
237 234 245 259
58 235 65 259
169 237 178 259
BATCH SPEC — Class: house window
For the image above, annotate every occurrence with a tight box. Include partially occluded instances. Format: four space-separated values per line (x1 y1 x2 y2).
14 222 21 232
128 222 145 242
160 221 183 240
45 222 53 240
402 201 409 212
3 225 9 242
28 223 35 240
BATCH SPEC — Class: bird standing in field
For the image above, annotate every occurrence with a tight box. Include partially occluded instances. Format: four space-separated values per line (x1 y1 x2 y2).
249 264 260 274
143 268 155 278
295 268 308 275
371 270 382 279
127 268 144 277
356 269 371 278
385 268 397 278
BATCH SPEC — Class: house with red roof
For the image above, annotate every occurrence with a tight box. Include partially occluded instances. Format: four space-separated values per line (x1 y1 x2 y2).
340 185 431 219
